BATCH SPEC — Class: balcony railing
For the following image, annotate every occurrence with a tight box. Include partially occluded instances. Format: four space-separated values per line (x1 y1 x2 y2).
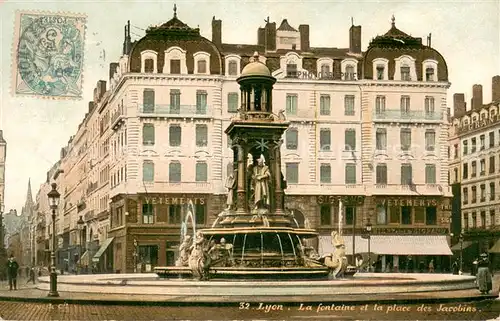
138 104 210 116
373 110 442 121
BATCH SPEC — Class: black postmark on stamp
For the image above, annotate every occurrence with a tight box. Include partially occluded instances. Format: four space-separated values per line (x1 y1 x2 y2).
14 12 87 99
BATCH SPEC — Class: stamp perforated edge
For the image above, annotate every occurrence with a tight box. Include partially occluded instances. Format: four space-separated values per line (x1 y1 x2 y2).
11 10 88 100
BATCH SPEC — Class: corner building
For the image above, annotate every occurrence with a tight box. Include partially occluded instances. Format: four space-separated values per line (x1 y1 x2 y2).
103 11 452 273
449 76 500 269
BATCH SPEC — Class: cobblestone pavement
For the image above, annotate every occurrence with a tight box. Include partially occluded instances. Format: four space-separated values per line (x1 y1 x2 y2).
0 301 498 320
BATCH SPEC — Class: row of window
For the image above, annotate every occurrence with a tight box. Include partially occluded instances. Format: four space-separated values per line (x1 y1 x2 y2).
463 209 496 229
458 130 500 157
461 155 500 180
141 89 208 114
142 123 208 147
462 181 500 204
320 204 438 226
140 203 207 225
142 161 208 182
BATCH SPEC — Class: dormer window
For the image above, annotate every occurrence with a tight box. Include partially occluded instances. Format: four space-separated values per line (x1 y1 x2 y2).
376 65 385 80
401 64 411 81
197 59 207 74
140 50 158 74
425 67 435 81
320 64 330 79
228 61 238 76
345 65 355 80
287 63 298 78
144 59 154 73
170 60 181 74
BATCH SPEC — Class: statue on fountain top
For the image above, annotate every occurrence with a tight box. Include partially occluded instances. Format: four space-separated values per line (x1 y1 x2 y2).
251 154 271 211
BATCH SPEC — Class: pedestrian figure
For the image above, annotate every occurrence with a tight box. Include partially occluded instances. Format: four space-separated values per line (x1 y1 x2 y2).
418 260 425 273
477 253 492 294
26 266 35 284
428 259 435 273
6 254 19 290
452 259 459 275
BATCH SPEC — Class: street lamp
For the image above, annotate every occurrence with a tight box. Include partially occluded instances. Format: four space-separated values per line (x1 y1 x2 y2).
76 216 84 275
365 220 373 272
459 232 464 274
133 238 138 273
47 183 60 297
0 202 5 272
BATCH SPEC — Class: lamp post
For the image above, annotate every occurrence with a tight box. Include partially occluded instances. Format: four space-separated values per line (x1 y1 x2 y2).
0 202 5 275
133 238 138 273
47 183 60 297
365 221 372 272
459 232 464 274
76 216 84 275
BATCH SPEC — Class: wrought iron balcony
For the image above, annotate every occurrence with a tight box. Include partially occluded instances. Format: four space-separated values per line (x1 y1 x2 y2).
373 110 442 121
138 104 210 117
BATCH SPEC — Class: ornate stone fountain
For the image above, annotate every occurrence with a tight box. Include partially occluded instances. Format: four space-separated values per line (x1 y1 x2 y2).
155 52 348 280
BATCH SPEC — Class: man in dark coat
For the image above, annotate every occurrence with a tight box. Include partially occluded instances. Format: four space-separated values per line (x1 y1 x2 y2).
6 254 19 290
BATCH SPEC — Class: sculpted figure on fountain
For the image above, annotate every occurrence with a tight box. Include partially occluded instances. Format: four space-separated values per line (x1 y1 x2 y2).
225 164 238 211
176 235 192 267
322 231 348 279
251 155 271 211
188 231 211 280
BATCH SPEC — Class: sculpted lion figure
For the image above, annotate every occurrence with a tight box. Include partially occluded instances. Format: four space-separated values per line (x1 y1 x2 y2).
322 231 348 279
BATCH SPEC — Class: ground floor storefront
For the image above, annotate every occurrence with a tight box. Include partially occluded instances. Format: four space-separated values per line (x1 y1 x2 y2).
108 193 226 273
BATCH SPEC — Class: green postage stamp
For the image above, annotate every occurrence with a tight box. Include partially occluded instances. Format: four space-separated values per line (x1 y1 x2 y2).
12 11 87 99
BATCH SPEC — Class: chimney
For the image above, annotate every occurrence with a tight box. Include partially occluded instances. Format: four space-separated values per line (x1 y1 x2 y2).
349 24 362 54
122 24 127 55
257 27 265 46
88 101 95 113
298 24 310 51
472 84 483 110
109 62 119 81
211 17 222 46
492 75 500 102
453 93 466 117
265 22 276 51
97 80 107 100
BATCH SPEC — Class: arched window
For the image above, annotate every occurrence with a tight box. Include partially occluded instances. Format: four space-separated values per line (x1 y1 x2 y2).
144 59 154 73
320 64 330 79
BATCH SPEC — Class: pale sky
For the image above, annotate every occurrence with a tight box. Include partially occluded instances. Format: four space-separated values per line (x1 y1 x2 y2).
0 0 499 213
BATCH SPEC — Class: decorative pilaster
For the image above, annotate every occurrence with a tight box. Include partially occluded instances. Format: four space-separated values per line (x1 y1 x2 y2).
272 138 285 215
235 139 248 214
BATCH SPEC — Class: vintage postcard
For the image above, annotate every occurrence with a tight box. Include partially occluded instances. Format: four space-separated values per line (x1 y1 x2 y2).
0 0 499 320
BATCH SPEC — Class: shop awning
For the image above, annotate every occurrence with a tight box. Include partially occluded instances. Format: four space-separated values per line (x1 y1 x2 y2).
489 239 500 253
318 235 452 256
451 241 474 251
92 237 114 263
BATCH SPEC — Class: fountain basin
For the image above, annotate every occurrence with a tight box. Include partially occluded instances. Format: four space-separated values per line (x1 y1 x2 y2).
154 266 331 279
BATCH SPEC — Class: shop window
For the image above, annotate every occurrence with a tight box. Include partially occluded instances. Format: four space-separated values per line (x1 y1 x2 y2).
345 206 355 225
425 207 437 225
401 206 412 225
414 207 425 224
138 245 158 266
195 204 206 225
168 205 182 224
142 203 154 224
320 205 332 226
389 206 400 224
166 251 175 266
376 204 387 225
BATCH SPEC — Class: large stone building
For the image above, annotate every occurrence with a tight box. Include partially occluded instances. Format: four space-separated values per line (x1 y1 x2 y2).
35 9 453 273
449 75 500 268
